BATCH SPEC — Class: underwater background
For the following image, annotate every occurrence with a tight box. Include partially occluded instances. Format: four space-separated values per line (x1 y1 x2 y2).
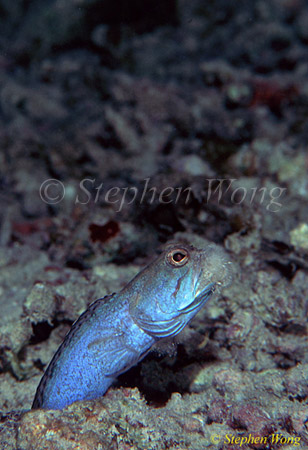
0 0 308 448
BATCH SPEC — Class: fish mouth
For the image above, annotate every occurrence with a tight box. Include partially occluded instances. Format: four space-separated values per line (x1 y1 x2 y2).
136 282 216 339
178 282 216 314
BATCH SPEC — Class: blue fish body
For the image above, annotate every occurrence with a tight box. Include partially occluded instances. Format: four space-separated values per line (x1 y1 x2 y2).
32 243 232 409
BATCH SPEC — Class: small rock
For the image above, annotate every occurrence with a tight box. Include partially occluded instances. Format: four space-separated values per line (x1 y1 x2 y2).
290 223 308 251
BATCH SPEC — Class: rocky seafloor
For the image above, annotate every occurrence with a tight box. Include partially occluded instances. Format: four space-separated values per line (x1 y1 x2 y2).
1 0 308 448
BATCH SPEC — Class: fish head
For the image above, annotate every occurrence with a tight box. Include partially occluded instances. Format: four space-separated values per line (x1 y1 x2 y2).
129 243 232 339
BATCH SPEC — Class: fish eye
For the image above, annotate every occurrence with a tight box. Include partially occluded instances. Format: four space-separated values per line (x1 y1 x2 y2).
166 248 189 267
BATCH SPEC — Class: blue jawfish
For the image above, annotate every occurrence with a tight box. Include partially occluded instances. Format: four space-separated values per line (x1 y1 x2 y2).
32 242 232 409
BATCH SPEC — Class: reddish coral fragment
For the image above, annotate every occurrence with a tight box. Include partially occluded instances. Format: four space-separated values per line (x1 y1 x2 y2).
249 80 298 113
89 220 120 243
12 217 52 235
12 218 54 235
